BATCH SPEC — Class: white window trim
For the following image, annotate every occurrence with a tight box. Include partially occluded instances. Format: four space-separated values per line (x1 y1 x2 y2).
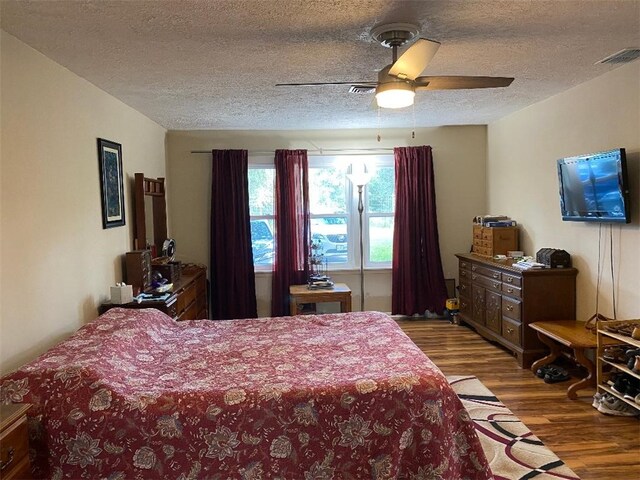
248 154 394 271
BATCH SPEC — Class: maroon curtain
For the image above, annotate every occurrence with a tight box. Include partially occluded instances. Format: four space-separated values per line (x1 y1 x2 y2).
271 149 310 316
210 149 257 320
392 146 448 316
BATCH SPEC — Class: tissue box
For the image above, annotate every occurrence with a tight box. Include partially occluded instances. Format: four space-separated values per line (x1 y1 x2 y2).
110 285 134 304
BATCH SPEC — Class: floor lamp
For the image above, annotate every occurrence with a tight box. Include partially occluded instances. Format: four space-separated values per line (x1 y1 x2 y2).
347 165 372 311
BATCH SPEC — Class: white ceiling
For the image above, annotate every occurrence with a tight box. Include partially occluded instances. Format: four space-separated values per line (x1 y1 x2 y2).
1 0 639 131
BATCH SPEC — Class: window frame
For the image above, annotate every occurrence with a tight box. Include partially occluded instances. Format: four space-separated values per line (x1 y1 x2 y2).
247 154 395 271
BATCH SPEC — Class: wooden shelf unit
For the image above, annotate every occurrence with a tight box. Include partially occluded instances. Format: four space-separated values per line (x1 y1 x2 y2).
596 319 640 412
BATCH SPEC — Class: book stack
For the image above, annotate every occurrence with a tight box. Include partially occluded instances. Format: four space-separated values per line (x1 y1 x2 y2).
473 215 517 227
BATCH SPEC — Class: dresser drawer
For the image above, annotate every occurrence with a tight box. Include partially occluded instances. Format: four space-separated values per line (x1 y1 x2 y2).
502 283 522 299
502 272 522 287
177 283 196 315
458 278 471 298
459 268 472 281
0 414 29 479
502 317 521 345
502 296 522 321
471 264 502 281
472 273 502 292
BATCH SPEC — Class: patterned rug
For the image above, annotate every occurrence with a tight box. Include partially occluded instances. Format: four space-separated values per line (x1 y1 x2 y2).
448 375 580 480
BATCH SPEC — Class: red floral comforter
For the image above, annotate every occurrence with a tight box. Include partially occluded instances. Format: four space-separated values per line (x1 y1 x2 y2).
1 308 491 479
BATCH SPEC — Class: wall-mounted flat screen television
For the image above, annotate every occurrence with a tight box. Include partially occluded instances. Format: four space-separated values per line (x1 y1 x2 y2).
557 148 630 223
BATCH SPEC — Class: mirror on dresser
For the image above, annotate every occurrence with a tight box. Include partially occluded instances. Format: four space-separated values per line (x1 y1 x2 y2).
133 172 167 256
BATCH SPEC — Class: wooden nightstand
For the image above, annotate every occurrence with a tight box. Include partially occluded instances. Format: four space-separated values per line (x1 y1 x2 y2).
1 403 31 479
289 283 352 316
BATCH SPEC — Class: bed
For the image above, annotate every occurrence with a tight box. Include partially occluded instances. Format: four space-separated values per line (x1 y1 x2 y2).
1 308 491 479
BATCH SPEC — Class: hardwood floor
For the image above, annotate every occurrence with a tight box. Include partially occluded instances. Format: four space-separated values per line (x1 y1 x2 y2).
396 318 640 480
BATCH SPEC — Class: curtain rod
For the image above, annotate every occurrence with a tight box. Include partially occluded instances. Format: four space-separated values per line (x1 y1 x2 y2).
190 148 396 156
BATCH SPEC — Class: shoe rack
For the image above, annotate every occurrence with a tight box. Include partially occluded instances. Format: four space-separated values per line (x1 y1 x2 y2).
596 319 640 412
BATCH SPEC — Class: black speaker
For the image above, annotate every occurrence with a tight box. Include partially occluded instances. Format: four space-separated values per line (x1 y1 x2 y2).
536 248 571 268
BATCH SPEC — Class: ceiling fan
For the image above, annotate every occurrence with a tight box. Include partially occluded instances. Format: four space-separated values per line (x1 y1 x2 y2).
276 23 514 109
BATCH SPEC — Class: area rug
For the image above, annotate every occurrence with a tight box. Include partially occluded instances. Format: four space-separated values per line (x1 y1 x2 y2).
448 375 580 480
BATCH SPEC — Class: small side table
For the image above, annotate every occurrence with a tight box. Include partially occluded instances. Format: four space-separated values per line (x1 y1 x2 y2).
1 403 32 479
289 283 352 316
530 320 606 399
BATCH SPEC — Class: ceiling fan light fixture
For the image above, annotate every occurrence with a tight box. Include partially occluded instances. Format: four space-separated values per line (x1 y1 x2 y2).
375 82 415 109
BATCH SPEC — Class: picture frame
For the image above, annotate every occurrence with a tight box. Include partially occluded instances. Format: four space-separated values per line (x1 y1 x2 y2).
97 138 126 229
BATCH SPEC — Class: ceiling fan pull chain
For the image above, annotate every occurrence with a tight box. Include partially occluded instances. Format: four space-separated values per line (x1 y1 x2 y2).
377 106 381 142
412 103 416 139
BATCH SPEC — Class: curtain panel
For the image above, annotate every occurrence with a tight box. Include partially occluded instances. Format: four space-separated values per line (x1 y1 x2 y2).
392 145 449 316
210 149 257 320
271 149 310 316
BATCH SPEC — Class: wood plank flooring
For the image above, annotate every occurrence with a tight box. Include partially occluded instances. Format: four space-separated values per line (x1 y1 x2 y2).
396 318 640 480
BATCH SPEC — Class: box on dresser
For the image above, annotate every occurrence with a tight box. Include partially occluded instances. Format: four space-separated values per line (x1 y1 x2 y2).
472 225 519 257
456 253 577 368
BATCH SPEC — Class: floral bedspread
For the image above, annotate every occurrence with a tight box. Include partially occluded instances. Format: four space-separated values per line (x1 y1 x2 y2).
1 308 491 479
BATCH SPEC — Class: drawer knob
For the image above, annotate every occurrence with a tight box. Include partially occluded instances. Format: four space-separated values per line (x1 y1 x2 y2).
0 447 14 471
461 285 467 292
493 273 499 279
506 277 513 283
507 288 513 293
472 265 477 271
506 305 514 311
493 282 500 288
472 274 477 280
507 327 514 334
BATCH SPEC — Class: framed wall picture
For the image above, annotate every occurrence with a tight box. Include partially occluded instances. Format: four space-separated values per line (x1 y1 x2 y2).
97 138 125 229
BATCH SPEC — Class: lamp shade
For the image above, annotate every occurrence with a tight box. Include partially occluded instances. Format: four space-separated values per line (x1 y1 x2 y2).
346 161 373 187
375 82 415 109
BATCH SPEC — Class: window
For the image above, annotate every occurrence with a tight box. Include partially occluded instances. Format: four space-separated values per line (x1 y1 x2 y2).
247 155 395 269
248 164 275 267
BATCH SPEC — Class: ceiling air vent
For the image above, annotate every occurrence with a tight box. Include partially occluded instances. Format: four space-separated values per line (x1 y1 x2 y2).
596 48 640 64
349 85 376 94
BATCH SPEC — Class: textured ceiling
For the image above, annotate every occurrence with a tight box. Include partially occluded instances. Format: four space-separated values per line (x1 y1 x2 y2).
1 0 639 130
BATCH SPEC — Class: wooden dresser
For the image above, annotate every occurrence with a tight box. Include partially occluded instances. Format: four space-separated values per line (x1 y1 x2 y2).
456 253 577 368
100 265 208 320
472 225 518 257
0 404 31 480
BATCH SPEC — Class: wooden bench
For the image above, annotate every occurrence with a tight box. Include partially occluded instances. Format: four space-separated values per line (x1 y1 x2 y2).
529 320 601 399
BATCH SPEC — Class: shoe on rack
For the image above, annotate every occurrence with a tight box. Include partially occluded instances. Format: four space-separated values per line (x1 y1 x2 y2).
597 395 639 417
592 392 603 409
633 356 640 374
603 346 627 363
635 393 640 406
633 327 640 341
612 375 632 395
544 366 570 384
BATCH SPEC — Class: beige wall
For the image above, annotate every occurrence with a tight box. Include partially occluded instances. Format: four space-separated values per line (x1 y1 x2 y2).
0 32 167 374
166 127 487 316
487 62 640 320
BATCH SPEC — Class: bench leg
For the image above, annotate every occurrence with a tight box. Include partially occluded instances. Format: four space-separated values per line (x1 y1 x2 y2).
567 347 596 400
530 331 561 374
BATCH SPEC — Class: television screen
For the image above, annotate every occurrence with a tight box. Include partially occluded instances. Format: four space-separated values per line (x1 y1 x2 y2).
557 148 630 223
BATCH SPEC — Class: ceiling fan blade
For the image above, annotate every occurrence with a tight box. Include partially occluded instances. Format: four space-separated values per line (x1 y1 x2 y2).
414 76 514 90
389 38 441 81
275 81 377 87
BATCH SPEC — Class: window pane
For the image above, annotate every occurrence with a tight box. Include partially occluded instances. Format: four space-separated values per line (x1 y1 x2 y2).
368 166 395 213
369 217 394 262
248 169 274 216
310 216 347 264
309 167 347 214
250 219 274 265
